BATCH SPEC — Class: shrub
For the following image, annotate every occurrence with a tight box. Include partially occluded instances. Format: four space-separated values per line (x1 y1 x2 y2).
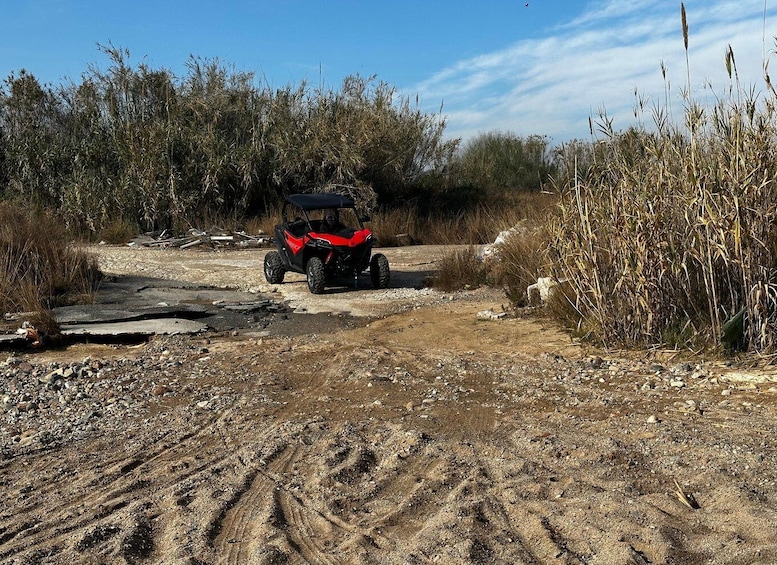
452 132 556 194
0 51 458 233
430 247 488 292
487 222 551 306
0 203 101 327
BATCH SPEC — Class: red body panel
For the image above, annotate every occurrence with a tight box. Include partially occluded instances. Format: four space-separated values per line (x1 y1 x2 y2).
307 229 371 248
284 232 308 255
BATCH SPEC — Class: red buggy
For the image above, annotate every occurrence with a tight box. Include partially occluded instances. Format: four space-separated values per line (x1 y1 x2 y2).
263 193 390 294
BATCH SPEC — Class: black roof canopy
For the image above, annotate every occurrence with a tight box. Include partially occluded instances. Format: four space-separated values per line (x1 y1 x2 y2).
286 193 355 210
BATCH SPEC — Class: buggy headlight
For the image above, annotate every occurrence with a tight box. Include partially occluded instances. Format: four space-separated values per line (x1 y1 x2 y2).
313 238 333 248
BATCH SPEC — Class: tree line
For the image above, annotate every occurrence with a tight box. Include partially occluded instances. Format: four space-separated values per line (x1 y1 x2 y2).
0 46 563 233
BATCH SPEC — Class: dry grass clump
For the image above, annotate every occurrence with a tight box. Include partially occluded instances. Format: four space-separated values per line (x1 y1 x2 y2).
243 213 278 238
430 247 488 292
369 207 423 246
98 218 139 244
547 25 777 351
487 223 551 306
430 211 555 296
421 206 517 246
0 203 101 323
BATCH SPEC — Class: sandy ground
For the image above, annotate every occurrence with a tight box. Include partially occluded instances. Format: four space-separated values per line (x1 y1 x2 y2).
2 244 777 564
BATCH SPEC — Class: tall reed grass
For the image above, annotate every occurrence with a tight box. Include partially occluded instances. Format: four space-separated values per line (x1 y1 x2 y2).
0 50 457 233
547 8 777 352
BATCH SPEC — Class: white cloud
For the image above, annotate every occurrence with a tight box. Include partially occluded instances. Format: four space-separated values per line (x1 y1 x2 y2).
416 0 777 143
564 0 658 29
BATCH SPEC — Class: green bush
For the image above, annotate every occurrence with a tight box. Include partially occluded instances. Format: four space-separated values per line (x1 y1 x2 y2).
451 132 556 196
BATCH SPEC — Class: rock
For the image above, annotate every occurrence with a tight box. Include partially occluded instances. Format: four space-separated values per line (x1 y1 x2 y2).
671 363 693 374
670 380 686 388
587 356 604 369
151 385 170 397
17 401 38 412
61 318 207 337
18 435 36 448
477 309 507 321
526 277 560 304
647 415 660 424
41 369 64 385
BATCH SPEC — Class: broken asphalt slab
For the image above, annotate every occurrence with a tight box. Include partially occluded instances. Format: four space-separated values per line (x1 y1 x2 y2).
47 275 290 341
53 303 208 325
60 318 208 337
0 334 27 348
2 274 366 349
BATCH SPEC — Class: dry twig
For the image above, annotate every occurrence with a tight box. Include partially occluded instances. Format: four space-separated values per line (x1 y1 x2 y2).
673 479 700 510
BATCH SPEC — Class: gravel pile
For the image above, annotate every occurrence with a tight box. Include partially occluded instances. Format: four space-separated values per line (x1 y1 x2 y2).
0 336 235 455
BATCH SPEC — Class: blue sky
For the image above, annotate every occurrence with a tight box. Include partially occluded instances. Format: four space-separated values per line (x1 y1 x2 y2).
2 0 776 144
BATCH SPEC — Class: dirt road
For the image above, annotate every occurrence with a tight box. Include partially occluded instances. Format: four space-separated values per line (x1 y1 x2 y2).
2 245 777 564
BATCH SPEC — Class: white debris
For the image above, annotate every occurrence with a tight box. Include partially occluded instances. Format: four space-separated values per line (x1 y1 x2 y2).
526 277 559 304
477 309 507 321
480 222 531 261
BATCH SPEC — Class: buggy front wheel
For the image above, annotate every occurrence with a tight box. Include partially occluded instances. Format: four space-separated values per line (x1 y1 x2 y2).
370 253 390 289
264 251 285 284
306 257 326 294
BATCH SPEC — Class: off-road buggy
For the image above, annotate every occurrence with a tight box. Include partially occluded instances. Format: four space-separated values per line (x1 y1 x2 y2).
264 193 390 294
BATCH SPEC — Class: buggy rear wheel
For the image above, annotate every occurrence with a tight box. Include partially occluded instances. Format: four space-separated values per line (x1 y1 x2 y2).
263 251 285 284
306 256 326 294
370 253 390 289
